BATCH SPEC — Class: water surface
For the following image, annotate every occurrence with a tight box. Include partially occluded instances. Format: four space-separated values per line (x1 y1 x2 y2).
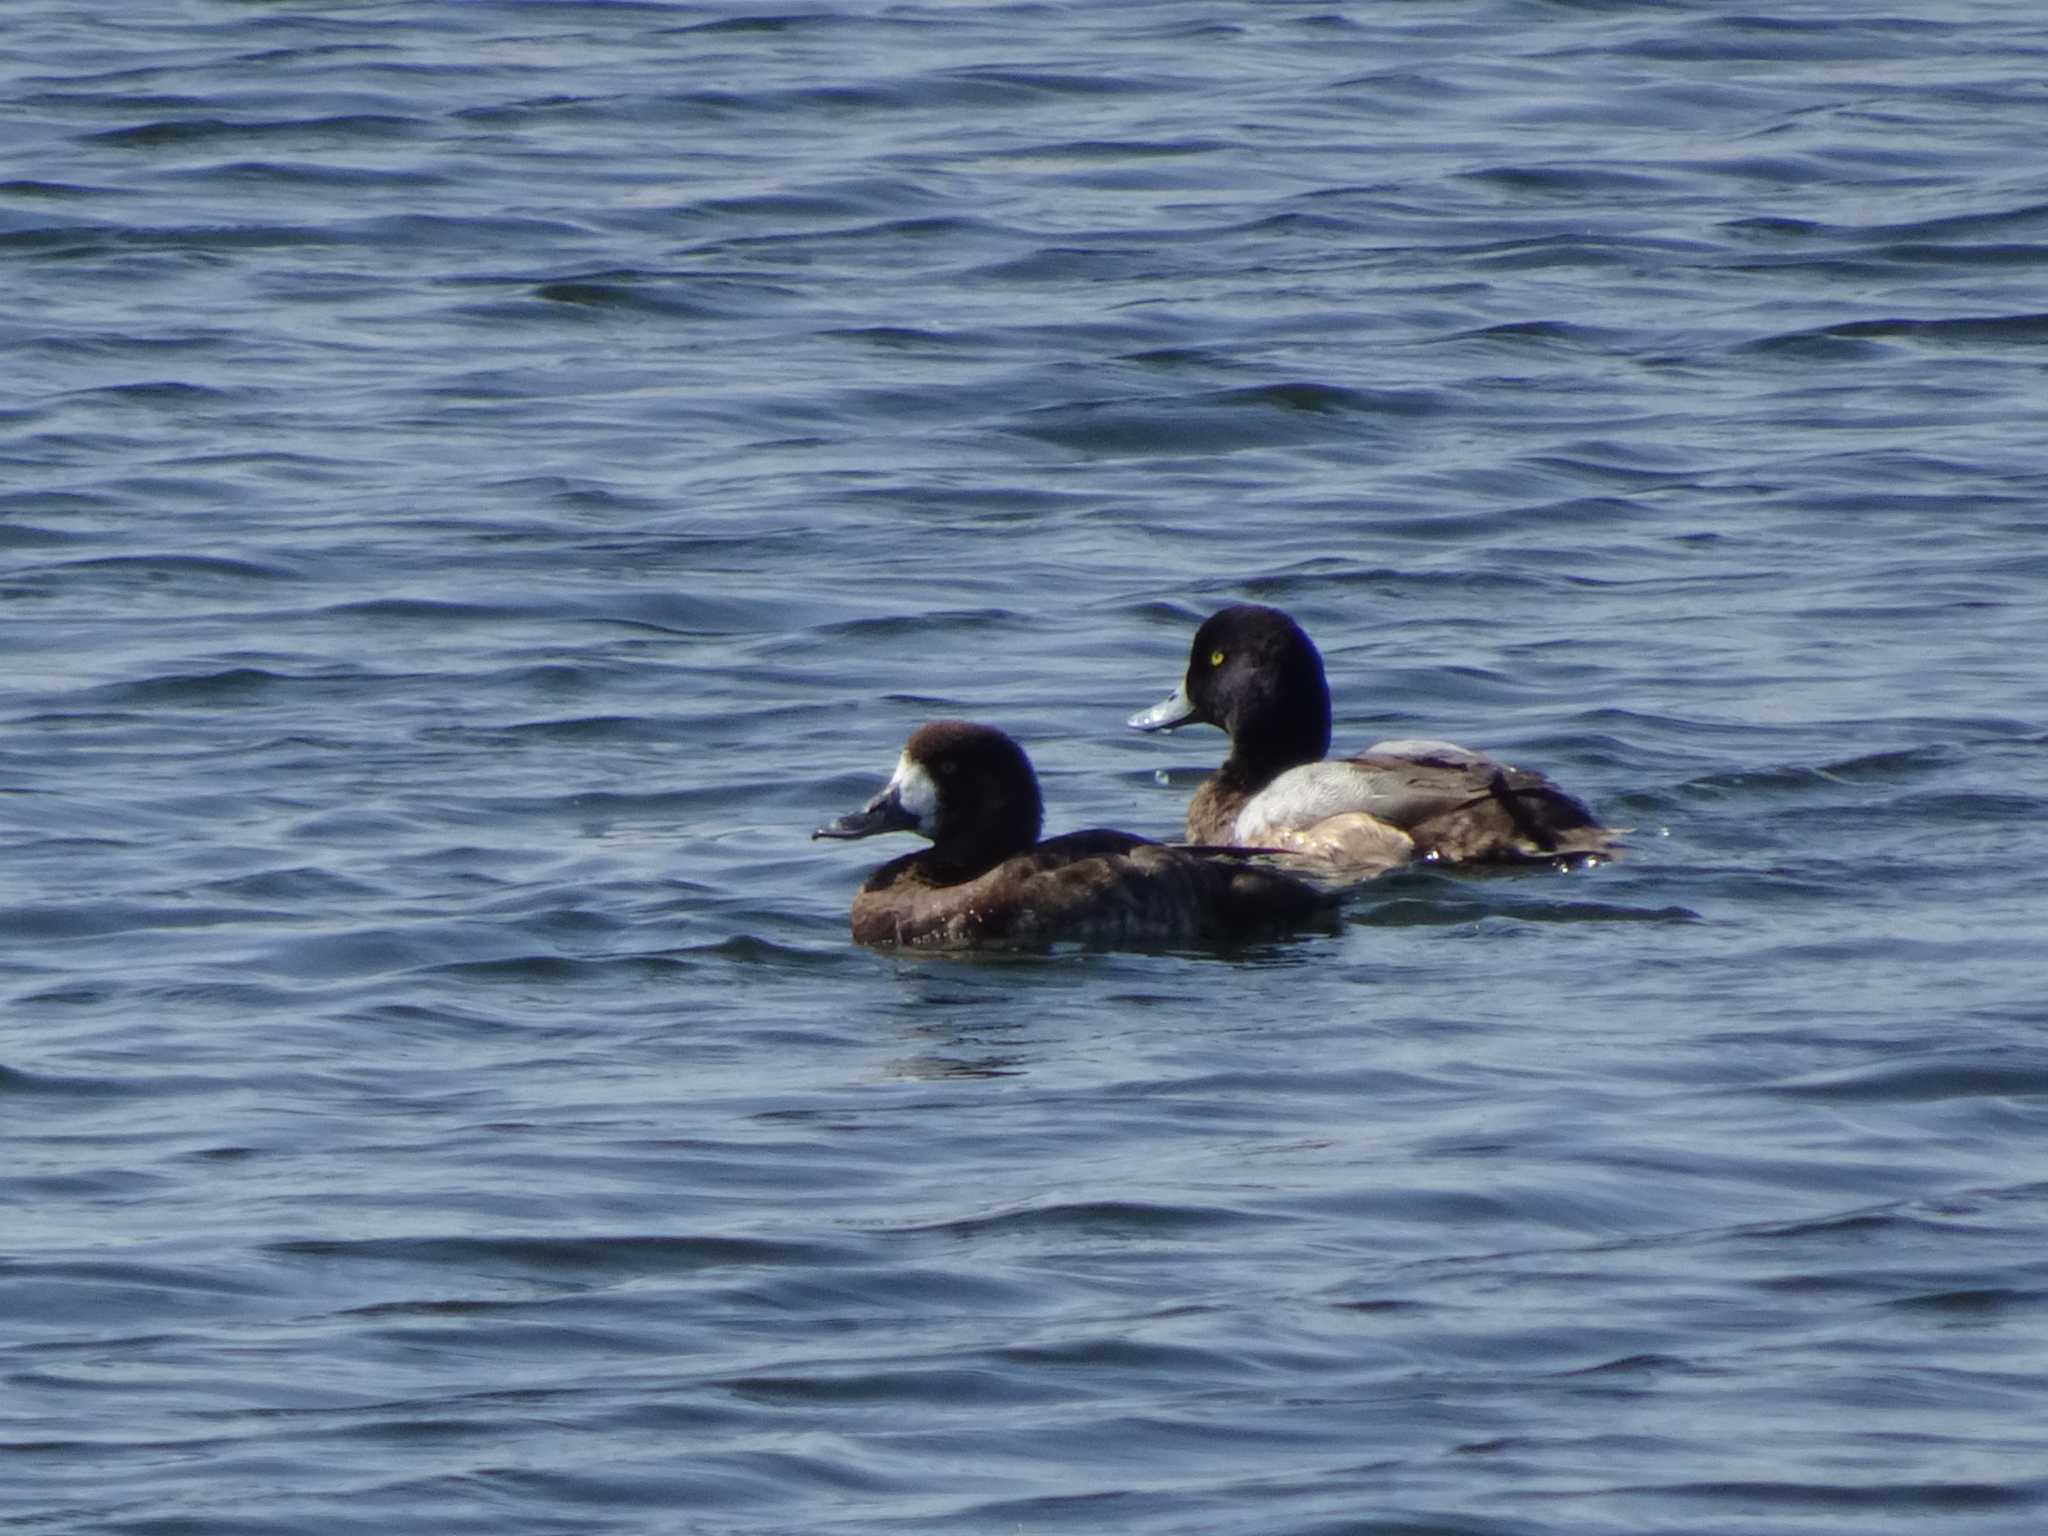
6 3 2048 1532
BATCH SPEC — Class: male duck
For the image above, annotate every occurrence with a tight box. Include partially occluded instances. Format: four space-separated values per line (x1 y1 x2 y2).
815 720 1336 950
1129 605 1616 869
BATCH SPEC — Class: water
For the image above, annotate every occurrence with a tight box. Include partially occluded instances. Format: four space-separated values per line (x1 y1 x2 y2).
6 2 2048 1531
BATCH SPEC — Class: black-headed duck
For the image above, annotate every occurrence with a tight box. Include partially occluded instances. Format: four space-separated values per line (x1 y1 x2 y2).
1129 605 1616 868
814 720 1336 950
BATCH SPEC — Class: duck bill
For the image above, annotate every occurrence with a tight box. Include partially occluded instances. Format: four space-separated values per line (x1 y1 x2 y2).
813 786 919 841
1127 682 1198 733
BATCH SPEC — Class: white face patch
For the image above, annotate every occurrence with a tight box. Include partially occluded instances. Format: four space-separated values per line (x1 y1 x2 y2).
888 753 941 833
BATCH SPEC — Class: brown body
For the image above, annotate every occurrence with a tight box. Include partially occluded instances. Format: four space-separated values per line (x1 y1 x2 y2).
851 830 1332 950
819 723 1336 952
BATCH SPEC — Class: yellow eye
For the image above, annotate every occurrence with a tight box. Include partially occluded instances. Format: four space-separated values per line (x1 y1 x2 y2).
1209 649 1226 667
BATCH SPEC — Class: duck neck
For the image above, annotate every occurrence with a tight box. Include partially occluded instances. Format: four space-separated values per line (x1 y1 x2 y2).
1219 711 1327 794
921 794 1042 882
916 835 1019 884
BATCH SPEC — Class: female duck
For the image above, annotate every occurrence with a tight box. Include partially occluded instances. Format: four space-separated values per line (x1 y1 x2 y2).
814 720 1335 950
1129 605 1615 868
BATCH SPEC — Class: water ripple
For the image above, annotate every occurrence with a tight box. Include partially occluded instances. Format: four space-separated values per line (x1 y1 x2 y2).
9 2 2048 1532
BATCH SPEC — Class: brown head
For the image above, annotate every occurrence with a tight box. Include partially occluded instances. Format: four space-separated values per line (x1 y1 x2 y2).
814 720 1045 876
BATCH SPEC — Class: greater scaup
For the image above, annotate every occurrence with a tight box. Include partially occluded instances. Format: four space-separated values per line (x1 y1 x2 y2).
814 720 1337 950
1129 605 1616 867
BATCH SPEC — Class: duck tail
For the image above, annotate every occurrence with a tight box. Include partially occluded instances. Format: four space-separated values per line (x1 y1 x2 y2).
1486 769 1562 853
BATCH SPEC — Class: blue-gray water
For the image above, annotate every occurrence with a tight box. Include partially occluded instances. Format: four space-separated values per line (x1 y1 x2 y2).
6 2 2048 1532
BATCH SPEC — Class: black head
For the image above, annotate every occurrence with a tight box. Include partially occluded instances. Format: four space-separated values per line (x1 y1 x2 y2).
814 720 1044 872
1129 605 1332 774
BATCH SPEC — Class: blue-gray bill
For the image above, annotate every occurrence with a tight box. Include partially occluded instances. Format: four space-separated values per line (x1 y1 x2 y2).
813 787 917 840
1127 683 1198 733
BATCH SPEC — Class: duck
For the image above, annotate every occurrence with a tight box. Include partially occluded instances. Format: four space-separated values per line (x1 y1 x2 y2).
1128 604 1616 869
813 720 1338 950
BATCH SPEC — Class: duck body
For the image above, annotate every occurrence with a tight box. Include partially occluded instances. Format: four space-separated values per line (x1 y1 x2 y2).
816 720 1334 951
846 828 1332 950
1132 606 1615 868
